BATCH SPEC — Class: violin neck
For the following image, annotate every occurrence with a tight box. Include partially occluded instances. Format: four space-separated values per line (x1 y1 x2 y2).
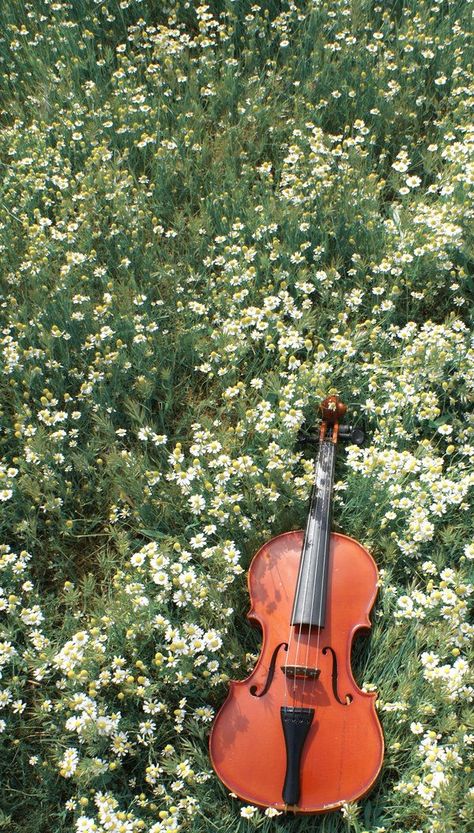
291 440 336 628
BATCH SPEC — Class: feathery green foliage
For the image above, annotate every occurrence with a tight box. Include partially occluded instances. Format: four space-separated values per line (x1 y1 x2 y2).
0 2 472 832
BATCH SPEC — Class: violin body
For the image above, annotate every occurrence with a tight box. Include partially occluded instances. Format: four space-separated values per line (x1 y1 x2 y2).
209 529 383 813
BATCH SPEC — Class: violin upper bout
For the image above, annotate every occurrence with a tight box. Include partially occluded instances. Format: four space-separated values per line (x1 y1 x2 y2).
330 532 379 619
246 531 304 605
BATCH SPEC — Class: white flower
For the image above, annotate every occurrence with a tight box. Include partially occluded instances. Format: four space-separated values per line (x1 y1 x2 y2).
189 494 206 513
392 159 410 173
437 424 452 435
464 542 474 560
240 805 257 818
421 652 439 670
20 605 44 625
190 533 206 549
59 748 79 778
76 818 97 832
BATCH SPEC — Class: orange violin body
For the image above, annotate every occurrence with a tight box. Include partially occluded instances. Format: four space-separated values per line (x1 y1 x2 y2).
209 530 383 812
209 396 383 813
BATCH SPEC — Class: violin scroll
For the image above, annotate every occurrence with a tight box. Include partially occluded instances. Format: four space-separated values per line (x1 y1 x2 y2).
319 395 347 443
299 393 364 447
319 394 347 424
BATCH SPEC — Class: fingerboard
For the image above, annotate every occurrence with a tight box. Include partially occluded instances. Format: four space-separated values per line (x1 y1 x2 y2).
291 441 336 628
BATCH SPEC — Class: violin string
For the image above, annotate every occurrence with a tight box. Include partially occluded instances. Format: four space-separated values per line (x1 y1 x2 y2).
300 440 325 702
302 436 335 701
283 441 321 707
286 438 324 706
282 450 316 708
300 440 327 702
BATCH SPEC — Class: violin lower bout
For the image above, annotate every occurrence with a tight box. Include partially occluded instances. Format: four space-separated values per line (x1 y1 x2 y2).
209 530 384 813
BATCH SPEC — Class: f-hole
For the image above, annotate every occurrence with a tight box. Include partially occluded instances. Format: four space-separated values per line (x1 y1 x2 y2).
250 642 288 697
322 646 353 705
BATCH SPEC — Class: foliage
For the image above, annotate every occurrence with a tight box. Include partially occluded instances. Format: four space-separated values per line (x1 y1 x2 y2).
0 1 472 832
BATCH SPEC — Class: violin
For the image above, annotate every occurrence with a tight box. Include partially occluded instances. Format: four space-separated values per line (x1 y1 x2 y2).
209 395 383 813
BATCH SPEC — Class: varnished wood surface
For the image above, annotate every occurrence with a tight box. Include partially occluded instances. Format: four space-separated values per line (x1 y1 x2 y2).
209 531 384 813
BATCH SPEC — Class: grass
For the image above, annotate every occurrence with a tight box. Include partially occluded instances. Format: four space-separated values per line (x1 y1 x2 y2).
0 1 472 832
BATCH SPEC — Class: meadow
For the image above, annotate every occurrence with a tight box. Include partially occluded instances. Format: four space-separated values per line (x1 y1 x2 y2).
0 1 472 831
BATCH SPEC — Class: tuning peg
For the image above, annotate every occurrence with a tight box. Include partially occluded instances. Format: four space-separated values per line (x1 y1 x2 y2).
297 429 317 445
297 426 365 446
338 425 365 445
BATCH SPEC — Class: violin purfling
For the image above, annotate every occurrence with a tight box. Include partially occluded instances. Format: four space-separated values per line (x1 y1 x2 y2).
209 395 383 813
